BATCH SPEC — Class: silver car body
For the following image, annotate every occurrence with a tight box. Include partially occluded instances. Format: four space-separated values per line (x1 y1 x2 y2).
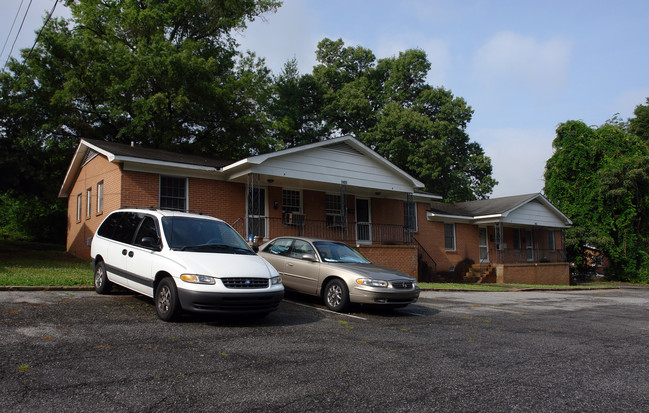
259 237 420 309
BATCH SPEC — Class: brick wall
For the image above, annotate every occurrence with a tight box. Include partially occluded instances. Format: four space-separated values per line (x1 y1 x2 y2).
356 244 418 279
495 263 569 285
66 155 122 260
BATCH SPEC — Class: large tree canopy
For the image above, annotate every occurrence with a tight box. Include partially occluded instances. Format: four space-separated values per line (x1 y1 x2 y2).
544 117 649 282
271 38 497 201
0 0 280 241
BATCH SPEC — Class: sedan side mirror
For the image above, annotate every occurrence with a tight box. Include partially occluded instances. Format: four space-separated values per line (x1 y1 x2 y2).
301 253 318 262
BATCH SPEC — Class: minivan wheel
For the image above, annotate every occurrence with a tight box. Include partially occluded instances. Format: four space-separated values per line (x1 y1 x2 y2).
324 279 349 312
155 277 181 321
94 261 112 294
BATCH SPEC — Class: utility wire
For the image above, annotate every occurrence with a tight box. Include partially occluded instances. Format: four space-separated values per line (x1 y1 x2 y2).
2 0 33 72
0 0 25 62
4 0 60 84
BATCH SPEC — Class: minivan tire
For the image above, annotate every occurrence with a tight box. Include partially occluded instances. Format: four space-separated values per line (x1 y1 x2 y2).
155 277 181 321
94 261 113 294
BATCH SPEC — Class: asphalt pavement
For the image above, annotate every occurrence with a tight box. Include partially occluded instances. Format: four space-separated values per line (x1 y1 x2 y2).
2 287 649 412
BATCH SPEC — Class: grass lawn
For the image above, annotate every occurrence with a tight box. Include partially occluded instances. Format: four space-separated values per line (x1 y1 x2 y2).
0 240 93 287
0 240 624 290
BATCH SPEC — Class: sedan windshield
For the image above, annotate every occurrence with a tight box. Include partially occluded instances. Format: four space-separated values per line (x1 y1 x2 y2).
313 241 370 264
162 217 253 254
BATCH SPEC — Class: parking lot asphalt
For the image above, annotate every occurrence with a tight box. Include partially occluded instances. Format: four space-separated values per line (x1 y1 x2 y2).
2 287 649 412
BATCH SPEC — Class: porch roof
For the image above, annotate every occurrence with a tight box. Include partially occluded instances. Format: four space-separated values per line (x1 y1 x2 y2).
427 193 572 229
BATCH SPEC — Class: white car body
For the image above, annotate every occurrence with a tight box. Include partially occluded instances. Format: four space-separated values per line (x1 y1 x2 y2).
90 208 284 321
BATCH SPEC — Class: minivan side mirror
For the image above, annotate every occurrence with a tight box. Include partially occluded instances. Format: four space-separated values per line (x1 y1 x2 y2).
141 237 161 251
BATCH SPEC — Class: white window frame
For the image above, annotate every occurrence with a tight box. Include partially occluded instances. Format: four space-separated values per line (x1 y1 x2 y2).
282 189 302 214
76 194 82 222
86 188 92 218
97 181 104 214
444 223 456 251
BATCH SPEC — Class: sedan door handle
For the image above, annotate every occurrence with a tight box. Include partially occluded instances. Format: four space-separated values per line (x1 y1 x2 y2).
287 262 294 267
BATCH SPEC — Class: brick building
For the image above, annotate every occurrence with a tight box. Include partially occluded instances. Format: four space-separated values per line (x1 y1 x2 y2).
59 136 572 284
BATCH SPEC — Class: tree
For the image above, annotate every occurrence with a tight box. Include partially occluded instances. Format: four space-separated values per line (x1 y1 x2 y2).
307 39 496 201
0 0 281 241
544 120 649 282
629 98 649 141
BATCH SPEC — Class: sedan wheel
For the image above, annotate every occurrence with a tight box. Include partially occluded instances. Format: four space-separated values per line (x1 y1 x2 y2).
324 279 349 312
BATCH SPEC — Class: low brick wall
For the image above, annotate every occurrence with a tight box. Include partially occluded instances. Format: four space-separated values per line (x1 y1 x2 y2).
495 262 570 285
355 244 419 280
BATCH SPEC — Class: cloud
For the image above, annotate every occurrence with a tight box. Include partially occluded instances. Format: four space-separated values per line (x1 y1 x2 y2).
473 127 555 197
474 31 573 96
234 0 319 75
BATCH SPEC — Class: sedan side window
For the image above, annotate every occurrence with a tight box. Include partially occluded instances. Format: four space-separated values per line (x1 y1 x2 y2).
265 238 293 256
291 240 315 259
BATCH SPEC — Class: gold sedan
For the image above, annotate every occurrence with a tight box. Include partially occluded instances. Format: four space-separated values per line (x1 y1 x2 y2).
259 237 420 312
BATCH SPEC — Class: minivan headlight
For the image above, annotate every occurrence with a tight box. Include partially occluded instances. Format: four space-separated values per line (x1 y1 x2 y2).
270 275 282 285
180 274 216 285
356 279 388 287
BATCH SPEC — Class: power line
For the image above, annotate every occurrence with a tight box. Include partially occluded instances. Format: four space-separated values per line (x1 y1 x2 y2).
2 0 33 72
0 0 25 62
3 0 60 82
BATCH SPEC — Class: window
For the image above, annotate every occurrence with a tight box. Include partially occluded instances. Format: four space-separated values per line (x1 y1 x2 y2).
97 181 104 214
160 176 187 211
326 194 343 227
76 194 82 222
134 216 159 248
290 239 315 259
86 188 92 218
444 223 455 251
404 200 417 232
548 230 555 251
513 229 521 250
282 189 301 213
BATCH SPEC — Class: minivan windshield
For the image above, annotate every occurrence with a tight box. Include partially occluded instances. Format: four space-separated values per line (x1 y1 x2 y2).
313 241 371 264
161 217 253 254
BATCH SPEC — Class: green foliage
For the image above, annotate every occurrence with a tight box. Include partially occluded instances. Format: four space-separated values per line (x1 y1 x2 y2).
301 38 496 201
0 0 280 242
629 98 649 141
544 120 649 282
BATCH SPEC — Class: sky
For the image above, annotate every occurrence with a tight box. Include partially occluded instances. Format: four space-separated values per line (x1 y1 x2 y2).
2 0 649 198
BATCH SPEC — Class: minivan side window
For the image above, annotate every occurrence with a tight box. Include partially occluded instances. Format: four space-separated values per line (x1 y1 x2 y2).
96 212 142 244
134 216 160 248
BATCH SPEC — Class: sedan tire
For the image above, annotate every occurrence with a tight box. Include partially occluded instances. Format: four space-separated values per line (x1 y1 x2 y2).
324 278 350 312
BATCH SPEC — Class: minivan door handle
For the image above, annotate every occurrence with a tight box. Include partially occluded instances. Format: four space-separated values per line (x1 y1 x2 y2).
128 251 134 258
122 249 127 256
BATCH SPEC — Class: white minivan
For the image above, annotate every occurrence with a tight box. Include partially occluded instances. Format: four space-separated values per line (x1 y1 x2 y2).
90 208 284 321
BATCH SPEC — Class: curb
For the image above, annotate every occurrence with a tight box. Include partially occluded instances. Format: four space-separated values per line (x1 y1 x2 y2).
0 286 95 291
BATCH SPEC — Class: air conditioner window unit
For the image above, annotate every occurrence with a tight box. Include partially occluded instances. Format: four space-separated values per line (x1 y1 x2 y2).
283 212 305 225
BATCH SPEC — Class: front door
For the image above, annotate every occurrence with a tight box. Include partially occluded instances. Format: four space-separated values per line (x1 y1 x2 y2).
479 227 489 263
526 229 534 261
356 198 371 243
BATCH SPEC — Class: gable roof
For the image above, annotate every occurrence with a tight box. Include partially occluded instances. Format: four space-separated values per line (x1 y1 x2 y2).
223 135 426 191
427 193 572 228
59 136 432 199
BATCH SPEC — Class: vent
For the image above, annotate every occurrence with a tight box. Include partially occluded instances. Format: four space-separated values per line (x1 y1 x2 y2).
81 149 99 166
283 212 305 225
323 142 363 156
391 281 414 289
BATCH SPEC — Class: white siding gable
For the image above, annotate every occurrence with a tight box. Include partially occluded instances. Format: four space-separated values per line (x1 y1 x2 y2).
246 142 416 192
502 199 569 228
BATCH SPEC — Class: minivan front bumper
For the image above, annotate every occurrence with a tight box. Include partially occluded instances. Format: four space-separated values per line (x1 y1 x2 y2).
178 289 284 315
